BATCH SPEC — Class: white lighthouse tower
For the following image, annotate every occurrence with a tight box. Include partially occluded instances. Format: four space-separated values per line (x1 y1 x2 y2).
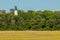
14 6 18 15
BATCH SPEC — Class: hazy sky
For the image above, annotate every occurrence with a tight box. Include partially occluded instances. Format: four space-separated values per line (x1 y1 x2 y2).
0 0 60 11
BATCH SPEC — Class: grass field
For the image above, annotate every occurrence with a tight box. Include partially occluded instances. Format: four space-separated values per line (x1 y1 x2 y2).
0 31 60 40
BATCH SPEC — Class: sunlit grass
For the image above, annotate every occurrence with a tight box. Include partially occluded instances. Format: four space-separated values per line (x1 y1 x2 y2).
0 31 60 40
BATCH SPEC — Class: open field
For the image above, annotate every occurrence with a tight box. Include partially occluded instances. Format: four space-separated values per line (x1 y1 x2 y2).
0 31 60 40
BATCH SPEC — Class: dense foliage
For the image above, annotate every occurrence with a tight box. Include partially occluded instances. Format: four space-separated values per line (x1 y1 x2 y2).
0 9 60 31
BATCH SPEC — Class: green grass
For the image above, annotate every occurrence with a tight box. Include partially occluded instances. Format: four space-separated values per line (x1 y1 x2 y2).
0 31 60 40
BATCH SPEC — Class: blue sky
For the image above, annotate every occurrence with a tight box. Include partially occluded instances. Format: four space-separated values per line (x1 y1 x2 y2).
0 0 60 11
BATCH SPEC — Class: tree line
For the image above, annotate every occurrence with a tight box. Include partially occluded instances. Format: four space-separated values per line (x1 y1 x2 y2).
0 9 60 31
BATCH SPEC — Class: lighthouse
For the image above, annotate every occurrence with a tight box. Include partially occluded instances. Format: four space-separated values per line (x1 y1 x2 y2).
14 6 18 15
